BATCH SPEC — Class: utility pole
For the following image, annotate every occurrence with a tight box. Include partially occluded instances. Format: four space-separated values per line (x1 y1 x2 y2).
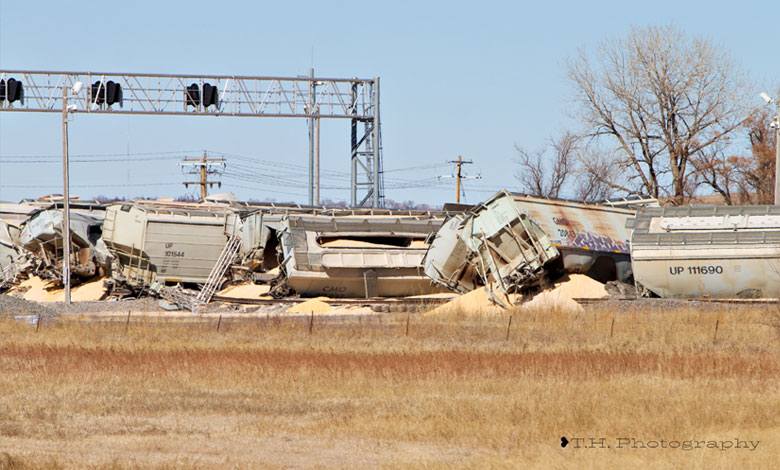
181 152 226 200
61 85 72 304
441 155 480 204
314 105 321 205
760 91 780 205
308 67 315 205
774 106 780 205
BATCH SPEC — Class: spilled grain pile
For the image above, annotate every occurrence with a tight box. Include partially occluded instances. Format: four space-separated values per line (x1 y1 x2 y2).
427 273 609 315
287 297 333 314
70 277 108 302
9 276 108 303
426 287 507 316
217 282 272 299
520 274 607 313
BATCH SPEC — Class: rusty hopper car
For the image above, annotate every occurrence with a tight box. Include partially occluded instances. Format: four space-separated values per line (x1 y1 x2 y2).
279 214 449 297
509 194 635 283
629 205 780 299
102 202 241 288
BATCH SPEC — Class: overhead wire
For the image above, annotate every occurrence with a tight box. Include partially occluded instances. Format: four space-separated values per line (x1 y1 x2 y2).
0 148 497 198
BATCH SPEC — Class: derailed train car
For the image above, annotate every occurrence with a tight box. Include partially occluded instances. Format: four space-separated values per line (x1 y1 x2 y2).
277 214 449 297
424 192 559 295
425 191 637 299
16 206 111 282
629 205 780 298
101 201 242 289
509 194 635 283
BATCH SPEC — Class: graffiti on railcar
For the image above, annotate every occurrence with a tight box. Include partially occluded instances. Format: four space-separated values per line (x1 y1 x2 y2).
566 231 630 254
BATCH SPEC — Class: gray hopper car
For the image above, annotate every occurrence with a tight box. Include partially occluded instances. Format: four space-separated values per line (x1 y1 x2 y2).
279 214 449 298
102 203 241 288
629 205 780 299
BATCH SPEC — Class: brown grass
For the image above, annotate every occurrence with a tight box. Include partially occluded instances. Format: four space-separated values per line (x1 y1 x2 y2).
2 302 780 469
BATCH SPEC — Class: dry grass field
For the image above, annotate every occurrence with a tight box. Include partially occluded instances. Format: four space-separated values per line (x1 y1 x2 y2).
2 301 780 469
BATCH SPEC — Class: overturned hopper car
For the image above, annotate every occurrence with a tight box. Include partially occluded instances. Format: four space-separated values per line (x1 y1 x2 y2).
17 207 110 281
423 191 560 296
629 205 780 298
278 214 449 297
102 202 241 289
509 194 635 283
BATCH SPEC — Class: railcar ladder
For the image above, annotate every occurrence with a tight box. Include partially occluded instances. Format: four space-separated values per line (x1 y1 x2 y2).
196 234 241 305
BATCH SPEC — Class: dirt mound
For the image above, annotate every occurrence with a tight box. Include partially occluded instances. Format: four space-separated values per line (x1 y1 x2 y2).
287 297 333 314
0 294 59 319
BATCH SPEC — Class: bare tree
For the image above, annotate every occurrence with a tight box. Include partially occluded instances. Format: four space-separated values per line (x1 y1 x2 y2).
690 107 777 204
567 25 749 205
741 107 777 204
515 131 577 199
573 146 620 202
689 141 738 204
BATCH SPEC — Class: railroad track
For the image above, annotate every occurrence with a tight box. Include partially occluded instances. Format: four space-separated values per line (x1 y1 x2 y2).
210 295 451 308
211 295 779 309
573 297 780 306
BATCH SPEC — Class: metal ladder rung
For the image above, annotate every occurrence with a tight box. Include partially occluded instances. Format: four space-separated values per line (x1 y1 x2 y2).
196 234 241 304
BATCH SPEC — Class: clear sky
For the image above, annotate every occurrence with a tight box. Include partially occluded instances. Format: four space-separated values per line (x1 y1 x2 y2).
1 0 778 206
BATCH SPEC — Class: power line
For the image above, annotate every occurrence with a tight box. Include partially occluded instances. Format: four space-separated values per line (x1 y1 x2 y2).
0 150 202 159
1 182 180 188
180 152 226 199
383 163 451 173
0 157 183 163
439 156 481 203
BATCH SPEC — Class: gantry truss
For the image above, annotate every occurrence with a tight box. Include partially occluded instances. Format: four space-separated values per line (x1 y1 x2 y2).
0 70 384 207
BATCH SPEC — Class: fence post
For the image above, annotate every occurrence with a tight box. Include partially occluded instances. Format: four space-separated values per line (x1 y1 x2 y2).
125 311 131 333
405 313 410 337
309 312 314 335
217 315 222 331
505 315 513 341
713 319 720 342
610 317 615 338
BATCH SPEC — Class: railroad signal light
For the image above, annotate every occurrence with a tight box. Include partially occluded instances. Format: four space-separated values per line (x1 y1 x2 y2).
90 81 105 105
2 77 24 103
185 83 200 108
106 80 122 106
202 83 218 108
